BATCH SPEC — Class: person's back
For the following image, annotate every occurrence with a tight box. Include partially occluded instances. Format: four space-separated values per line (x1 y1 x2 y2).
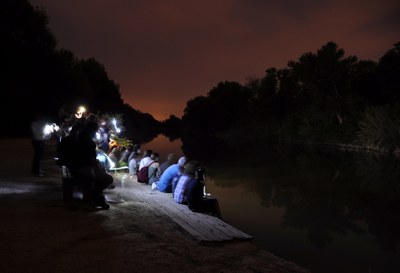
153 156 186 192
159 153 176 176
138 150 153 170
128 151 140 176
174 175 195 204
173 161 198 204
186 166 222 218
108 146 122 168
154 164 177 192
70 120 112 209
147 152 160 185
73 129 97 173
128 144 140 163
119 145 132 167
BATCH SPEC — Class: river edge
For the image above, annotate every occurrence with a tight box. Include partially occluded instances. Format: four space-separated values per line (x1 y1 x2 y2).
0 138 310 273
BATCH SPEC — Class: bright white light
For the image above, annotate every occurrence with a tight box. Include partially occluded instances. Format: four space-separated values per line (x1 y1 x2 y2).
52 123 60 132
42 123 60 139
112 118 121 134
75 105 86 119
43 124 53 137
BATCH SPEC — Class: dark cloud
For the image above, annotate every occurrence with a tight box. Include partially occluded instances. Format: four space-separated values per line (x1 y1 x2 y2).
30 0 400 120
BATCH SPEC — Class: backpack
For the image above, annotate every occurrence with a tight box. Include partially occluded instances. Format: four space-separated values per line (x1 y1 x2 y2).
56 135 77 168
137 161 156 183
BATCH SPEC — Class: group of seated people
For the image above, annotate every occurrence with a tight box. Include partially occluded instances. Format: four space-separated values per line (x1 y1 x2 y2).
131 151 221 218
58 112 221 217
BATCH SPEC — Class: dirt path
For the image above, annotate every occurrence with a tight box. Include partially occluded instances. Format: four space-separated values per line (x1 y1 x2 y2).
0 139 310 273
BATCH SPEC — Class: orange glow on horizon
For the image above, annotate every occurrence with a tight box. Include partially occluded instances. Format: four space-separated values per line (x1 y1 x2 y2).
123 97 185 121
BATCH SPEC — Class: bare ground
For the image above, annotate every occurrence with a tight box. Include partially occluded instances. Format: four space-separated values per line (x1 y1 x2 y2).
0 139 310 273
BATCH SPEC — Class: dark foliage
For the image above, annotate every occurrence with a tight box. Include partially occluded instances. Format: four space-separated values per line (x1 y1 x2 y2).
181 41 400 154
1 0 158 138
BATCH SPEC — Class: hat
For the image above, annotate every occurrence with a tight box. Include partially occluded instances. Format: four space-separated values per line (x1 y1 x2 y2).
178 156 187 167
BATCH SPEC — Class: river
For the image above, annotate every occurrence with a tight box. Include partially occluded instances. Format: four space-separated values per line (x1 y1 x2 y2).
141 134 400 273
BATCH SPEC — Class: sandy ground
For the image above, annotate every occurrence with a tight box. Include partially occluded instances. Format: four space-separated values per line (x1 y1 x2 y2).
0 139 310 273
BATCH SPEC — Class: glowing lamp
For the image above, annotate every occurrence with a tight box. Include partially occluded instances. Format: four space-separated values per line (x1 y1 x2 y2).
75 105 87 119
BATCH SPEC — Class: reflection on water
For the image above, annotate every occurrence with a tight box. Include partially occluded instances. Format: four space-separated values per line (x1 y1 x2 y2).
145 135 400 273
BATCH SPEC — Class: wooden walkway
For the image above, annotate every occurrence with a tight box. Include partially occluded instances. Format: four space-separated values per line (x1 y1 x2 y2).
106 175 253 242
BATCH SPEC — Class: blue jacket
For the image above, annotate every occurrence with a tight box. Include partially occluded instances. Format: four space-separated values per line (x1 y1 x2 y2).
157 164 181 192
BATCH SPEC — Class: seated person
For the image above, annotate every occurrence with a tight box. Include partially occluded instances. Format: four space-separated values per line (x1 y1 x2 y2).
147 152 160 185
187 166 222 218
128 151 141 176
96 148 112 171
138 149 153 171
108 146 122 168
173 161 199 204
119 144 133 167
159 153 176 176
152 156 186 192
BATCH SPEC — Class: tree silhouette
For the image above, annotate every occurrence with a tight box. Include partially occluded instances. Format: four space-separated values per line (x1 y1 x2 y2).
0 0 159 138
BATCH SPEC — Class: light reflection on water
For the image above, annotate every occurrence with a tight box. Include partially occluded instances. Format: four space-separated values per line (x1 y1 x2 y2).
144 135 400 273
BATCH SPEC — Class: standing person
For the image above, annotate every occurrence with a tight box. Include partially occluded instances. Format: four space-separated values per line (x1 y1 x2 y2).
159 153 177 176
152 156 186 193
68 120 113 209
31 114 46 177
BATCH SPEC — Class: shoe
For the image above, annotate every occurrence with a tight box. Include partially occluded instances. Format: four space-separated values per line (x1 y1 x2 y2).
94 196 110 210
151 182 157 191
100 202 110 210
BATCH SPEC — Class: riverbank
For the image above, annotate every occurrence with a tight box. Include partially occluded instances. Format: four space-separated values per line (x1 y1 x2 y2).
0 139 310 273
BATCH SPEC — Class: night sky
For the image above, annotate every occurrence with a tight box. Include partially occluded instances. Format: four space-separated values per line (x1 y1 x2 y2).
30 0 400 120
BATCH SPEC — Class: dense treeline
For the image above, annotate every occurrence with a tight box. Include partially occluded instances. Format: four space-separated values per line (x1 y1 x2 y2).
3 0 399 153
182 42 400 154
1 0 159 141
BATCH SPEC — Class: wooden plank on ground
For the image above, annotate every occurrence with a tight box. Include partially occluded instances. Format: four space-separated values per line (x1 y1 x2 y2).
109 176 253 242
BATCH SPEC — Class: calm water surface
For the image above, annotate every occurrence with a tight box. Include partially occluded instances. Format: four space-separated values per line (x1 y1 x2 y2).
144 135 400 273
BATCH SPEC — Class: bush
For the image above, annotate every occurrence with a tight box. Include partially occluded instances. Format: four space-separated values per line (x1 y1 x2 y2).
356 104 400 153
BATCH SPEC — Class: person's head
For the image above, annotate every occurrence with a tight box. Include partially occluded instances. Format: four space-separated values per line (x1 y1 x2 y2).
133 144 141 153
109 139 118 150
166 153 176 163
151 152 159 161
143 149 153 157
178 156 187 168
126 144 134 152
183 161 200 177
133 151 141 158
